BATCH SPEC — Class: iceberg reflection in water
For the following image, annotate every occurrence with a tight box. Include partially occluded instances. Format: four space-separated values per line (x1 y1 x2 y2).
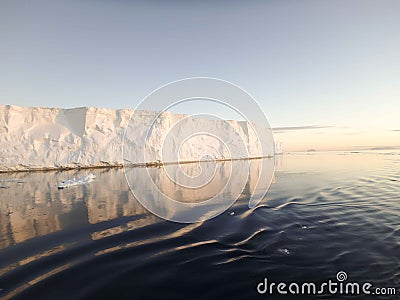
0 158 274 299
124 158 275 223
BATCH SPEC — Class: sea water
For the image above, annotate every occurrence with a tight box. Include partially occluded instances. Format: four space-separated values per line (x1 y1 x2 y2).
0 151 399 299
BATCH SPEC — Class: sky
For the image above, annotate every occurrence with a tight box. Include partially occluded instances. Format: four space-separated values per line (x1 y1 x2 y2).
0 0 399 151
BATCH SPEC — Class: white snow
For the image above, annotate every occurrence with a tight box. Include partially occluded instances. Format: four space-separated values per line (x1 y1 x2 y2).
0 105 274 172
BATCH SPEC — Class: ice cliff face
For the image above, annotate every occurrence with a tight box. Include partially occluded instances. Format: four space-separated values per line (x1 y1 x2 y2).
0 105 132 171
0 105 274 172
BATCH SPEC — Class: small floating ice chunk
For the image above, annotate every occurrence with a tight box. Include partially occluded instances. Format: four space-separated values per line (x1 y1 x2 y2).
301 225 308 229
58 173 96 189
229 211 235 216
277 248 291 255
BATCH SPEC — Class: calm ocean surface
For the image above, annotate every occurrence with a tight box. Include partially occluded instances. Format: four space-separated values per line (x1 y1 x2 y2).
0 152 399 299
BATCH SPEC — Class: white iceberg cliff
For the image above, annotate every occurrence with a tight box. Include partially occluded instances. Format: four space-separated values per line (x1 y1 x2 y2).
0 105 274 172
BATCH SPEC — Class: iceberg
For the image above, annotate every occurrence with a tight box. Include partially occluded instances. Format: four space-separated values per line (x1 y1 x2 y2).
0 105 275 172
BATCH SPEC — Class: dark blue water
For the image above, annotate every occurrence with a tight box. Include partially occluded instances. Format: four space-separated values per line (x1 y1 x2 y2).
0 152 399 299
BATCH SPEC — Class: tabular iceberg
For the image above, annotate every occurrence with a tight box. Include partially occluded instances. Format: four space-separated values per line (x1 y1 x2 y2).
0 105 274 172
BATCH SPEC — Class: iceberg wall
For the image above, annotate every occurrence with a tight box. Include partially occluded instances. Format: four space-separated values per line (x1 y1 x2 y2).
0 105 274 172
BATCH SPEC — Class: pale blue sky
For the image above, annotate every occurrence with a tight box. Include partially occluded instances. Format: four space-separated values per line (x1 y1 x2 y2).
1 0 399 150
